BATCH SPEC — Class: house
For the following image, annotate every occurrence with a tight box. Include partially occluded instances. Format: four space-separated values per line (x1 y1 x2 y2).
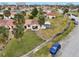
46 12 56 19
44 10 56 19
0 19 15 29
24 19 40 31
4 15 14 20
11 11 17 16
70 8 78 12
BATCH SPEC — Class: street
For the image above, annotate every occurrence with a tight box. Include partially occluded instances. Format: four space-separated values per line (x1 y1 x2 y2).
57 24 79 57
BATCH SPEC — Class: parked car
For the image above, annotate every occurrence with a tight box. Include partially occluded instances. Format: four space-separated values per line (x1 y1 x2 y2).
49 43 61 56
74 21 78 25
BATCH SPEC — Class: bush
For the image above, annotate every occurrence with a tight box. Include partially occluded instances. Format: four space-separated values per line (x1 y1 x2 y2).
29 15 34 19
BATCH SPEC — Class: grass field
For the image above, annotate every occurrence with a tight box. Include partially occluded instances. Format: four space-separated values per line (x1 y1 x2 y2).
0 30 44 57
37 16 68 40
32 21 75 57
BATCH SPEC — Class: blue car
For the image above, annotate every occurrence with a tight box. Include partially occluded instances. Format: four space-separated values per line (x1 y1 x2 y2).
49 43 61 56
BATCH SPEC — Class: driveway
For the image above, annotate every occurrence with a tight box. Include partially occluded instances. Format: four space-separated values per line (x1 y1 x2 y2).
56 24 79 57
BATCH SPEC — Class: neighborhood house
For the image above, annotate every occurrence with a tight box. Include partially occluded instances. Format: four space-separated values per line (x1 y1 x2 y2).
0 19 15 29
44 10 56 19
24 19 40 31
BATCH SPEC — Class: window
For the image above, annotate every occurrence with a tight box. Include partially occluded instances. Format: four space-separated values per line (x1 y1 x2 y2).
28 25 30 27
32 26 38 29
24 26 27 29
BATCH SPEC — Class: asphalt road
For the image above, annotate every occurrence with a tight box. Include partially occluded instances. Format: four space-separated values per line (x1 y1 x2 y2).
57 24 79 57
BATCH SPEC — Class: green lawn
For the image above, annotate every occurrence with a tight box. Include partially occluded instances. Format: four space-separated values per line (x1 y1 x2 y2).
37 16 68 40
32 21 75 57
68 11 79 16
0 30 44 57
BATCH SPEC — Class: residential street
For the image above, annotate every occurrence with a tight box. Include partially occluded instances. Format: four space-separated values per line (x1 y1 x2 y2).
57 24 79 57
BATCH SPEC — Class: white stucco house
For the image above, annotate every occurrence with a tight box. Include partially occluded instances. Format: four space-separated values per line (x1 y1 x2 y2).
44 12 56 19
24 19 40 31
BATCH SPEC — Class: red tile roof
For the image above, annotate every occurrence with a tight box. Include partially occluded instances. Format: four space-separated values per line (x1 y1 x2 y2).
47 12 57 16
0 19 39 28
0 19 15 27
24 19 39 26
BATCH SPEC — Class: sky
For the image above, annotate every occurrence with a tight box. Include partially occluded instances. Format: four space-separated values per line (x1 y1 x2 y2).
0 2 79 5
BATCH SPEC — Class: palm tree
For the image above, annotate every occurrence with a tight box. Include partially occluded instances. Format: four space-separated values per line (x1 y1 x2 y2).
0 26 9 43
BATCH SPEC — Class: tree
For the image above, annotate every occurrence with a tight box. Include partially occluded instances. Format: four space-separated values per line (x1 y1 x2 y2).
38 15 45 26
14 13 25 25
21 11 26 16
28 14 34 19
0 26 9 43
13 24 24 41
8 7 11 11
0 14 4 19
3 10 11 17
31 7 38 18
13 13 25 41
38 7 43 14
38 8 45 26
77 8 79 12
63 8 69 15
21 11 26 19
